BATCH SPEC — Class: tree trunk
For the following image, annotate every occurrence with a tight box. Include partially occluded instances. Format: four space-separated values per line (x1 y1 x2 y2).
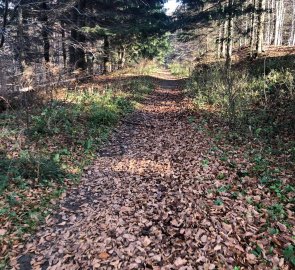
218 23 222 58
17 6 25 71
274 0 284 45
244 4 249 46
40 2 50 62
69 0 86 70
61 21 67 67
0 0 9 49
69 6 78 68
76 0 86 70
250 0 256 56
256 0 265 54
226 0 233 63
103 35 111 74
289 0 295 45
221 20 227 58
118 46 126 69
226 0 236 127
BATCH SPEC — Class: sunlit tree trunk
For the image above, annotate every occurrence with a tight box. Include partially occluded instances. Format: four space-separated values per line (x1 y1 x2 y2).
218 22 222 58
289 0 295 45
118 45 126 69
274 0 285 45
103 35 111 74
221 20 227 58
225 0 235 126
250 0 256 56
256 0 265 53
265 0 272 45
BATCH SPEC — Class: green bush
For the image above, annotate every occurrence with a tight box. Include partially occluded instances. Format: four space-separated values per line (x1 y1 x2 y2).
0 151 64 192
29 91 134 138
187 59 295 136
128 78 154 94
169 62 191 77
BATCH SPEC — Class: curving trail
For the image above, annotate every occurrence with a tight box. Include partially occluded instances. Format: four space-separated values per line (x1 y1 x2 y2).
10 72 285 270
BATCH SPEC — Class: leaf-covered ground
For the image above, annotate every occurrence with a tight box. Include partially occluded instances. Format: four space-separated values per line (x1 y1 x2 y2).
10 71 294 269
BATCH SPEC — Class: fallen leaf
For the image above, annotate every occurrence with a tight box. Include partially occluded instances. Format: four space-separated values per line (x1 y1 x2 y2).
277 222 287 232
0 229 7 236
246 253 257 264
201 234 207 243
98 252 110 260
174 257 187 266
143 236 152 247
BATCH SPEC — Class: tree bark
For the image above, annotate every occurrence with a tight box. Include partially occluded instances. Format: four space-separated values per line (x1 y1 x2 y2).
226 0 233 64
274 0 284 45
61 21 67 67
218 23 222 58
256 0 265 54
250 0 256 56
221 20 227 58
69 0 86 70
0 0 9 49
40 2 50 62
103 35 111 74
289 0 295 45
76 0 86 70
17 6 25 71
118 45 126 69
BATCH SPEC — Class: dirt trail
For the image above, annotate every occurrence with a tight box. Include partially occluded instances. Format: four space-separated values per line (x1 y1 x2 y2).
10 72 281 270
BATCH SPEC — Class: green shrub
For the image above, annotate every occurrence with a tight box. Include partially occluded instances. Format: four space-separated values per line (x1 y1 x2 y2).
28 91 134 138
283 244 295 266
128 78 154 94
187 58 295 136
0 151 65 192
169 62 191 77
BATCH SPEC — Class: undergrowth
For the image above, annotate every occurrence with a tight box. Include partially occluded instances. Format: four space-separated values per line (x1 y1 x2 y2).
168 61 191 78
185 55 295 267
0 77 154 267
186 55 295 140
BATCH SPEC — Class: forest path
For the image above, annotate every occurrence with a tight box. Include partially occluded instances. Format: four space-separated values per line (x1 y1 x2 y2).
11 72 258 269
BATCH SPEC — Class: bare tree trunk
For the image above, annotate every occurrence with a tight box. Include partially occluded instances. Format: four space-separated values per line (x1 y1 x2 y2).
0 0 9 49
69 5 78 68
118 45 126 69
218 23 222 58
17 6 25 71
69 0 86 70
61 21 67 67
289 0 295 45
40 2 50 62
221 20 227 58
244 6 249 46
274 0 284 45
76 0 86 70
278 0 285 45
256 0 266 54
265 0 274 45
225 0 236 127
226 0 233 66
103 35 111 74
250 0 256 56
265 0 270 44
270 0 275 42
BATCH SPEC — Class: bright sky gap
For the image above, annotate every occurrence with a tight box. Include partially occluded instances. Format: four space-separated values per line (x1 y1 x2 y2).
164 0 179 15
